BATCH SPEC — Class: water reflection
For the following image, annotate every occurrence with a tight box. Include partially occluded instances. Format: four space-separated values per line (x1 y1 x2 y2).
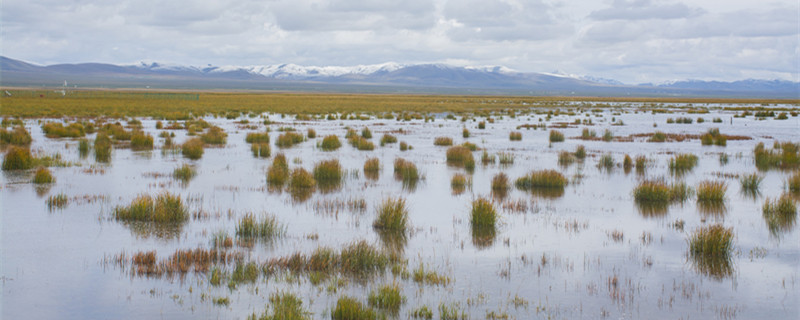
689 255 734 280
763 207 797 238
290 188 314 203
377 230 407 256
471 226 496 249
34 184 53 197
526 188 565 199
635 201 669 218
125 221 183 239
697 201 727 218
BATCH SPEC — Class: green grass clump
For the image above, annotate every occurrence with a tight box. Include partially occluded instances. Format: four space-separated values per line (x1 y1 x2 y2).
439 303 468 320
363 157 380 180
251 142 271 158
379 134 397 146
173 164 196 182
399 141 410 151
0 126 32 146
32 167 54 184
313 159 343 182
633 180 691 203
200 126 227 145
42 122 85 138
462 128 470 138
478 121 486 129
289 168 316 191
434 136 453 146
450 174 469 194
700 128 726 146
267 154 290 187
515 170 568 190
46 193 69 210
762 194 797 235
789 171 800 193
181 137 204 160
412 264 450 286
339 240 390 275
236 213 285 240
549 130 564 143
461 141 477 151
669 153 698 174
689 224 734 277
597 153 615 171
2 146 33 170
320 135 342 151
558 151 575 166
373 197 408 232
113 192 188 223
575 145 586 160
740 173 763 194
491 173 509 192
307 128 316 139
696 180 727 202
361 127 373 139
393 158 419 183
78 138 90 157
446 146 475 171
248 292 310 320
602 129 614 142
349 136 375 150
635 155 647 173
509 131 522 141
367 283 403 312
245 131 270 144
94 132 112 162
648 131 667 142
411 306 433 319
277 132 305 148
470 197 497 230
481 150 495 165
130 131 154 150
331 296 377 320
754 141 799 170
581 128 596 139
230 261 260 285
622 154 633 172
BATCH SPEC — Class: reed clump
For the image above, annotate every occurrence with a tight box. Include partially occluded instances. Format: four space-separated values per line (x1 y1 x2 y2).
42 122 85 138
94 132 112 162
0 125 32 146
450 174 469 194
434 136 453 146
700 128 726 146
762 194 797 235
373 197 409 232
648 131 667 142
754 141 799 170
251 142 271 158
313 159 343 190
248 292 310 320
509 131 522 141
380 134 397 146
515 170 568 190
245 131 270 144
739 173 763 194
320 135 342 151
575 145 586 160
696 180 727 202
289 168 316 191
688 224 734 278
2 146 33 170
267 154 290 187
446 146 475 171
349 136 375 151
363 157 380 180
789 171 800 193
276 132 305 148
200 126 227 145
130 131 154 150
113 192 189 223
332 296 378 320
173 164 196 182
597 153 615 171
491 173 509 192
470 197 497 230
549 130 564 143
367 283 403 313
181 137 204 160
32 167 54 184
669 153 698 174
633 180 692 203
235 213 285 240
78 138 90 157
393 158 419 183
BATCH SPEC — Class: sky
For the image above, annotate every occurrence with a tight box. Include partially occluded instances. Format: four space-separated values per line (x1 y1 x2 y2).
2 0 798 84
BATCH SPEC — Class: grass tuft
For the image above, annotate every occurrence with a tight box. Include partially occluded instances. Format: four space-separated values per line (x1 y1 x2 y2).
251 142 271 158
696 180 727 202
200 126 227 145
245 131 270 144
94 132 112 162
373 197 408 232
277 132 305 148
181 137 204 160
2 146 33 170
113 192 188 223
267 154 290 187
393 158 419 185
509 131 522 141
470 197 497 230
669 153 698 175
688 224 734 279
762 194 797 235
363 157 380 180
332 296 377 320
739 173 763 194
380 134 397 146
549 130 564 143
434 136 453 146
313 159 343 189
446 146 475 171
236 212 285 240
367 283 403 312
789 171 800 193
320 135 342 151
130 131 154 150
515 170 568 190
32 167 54 184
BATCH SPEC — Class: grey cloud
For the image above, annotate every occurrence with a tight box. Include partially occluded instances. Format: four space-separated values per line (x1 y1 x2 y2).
269 0 437 31
442 0 573 42
589 0 703 20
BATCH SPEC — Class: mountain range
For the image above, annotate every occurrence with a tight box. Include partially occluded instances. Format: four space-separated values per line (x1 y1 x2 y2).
1 56 797 98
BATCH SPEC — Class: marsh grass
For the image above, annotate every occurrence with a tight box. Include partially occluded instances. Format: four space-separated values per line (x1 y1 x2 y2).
575 145 586 160
42 122 85 138
78 138 90 157
46 193 68 210
481 150 495 165
173 164 196 183
602 129 614 142
446 146 475 171
696 180 727 202
289 168 316 192
497 152 514 166
411 306 433 319
113 192 188 223
754 142 799 170
320 135 342 151
379 134 397 146
200 126 227 145
367 283 403 313
669 153 698 175
399 141 410 151
789 171 800 193
307 128 316 139
393 158 419 186
558 151 575 167
762 194 797 235
2 146 33 170
32 167 54 184
439 303 469 320
130 131 154 150
267 154 290 187
248 292 310 320
549 130 564 143
363 158 380 180
739 173 763 195
349 136 375 151
412 264 450 286
462 128 470 138
332 296 377 320
509 131 522 141
181 137 204 160
449 173 468 194
648 131 667 142
470 197 497 230
700 128 727 146
277 132 305 148
635 155 647 174
361 127 372 139
251 142 271 158
434 136 453 146
236 213 285 240
597 154 615 171
245 132 270 144
373 197 408 233
461 141 477 151
0 125 32 146
515 170 568 190
94 132 112 162
313 159 343 190
689 224 734 279
633 180 692 204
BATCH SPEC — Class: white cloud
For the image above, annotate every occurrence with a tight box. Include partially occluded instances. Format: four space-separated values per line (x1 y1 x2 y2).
1 0 797 83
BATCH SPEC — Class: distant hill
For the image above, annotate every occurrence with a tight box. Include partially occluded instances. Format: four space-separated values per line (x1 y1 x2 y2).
1 56 797 98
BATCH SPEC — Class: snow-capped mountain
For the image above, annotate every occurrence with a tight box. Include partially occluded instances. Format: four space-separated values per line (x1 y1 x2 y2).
1 56 797 98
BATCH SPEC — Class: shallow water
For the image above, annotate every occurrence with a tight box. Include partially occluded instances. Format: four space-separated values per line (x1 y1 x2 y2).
2 105 799 319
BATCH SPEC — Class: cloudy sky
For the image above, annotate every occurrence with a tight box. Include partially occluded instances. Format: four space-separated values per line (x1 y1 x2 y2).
2 0 797 83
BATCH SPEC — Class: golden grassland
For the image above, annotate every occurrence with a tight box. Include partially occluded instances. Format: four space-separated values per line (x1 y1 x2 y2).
1 88 797 118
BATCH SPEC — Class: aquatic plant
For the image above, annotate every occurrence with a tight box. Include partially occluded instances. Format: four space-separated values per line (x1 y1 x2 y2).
236 213 285 240
94 132 112 162
450 174 468 194
307 128 316 139
267 154 290 187
181 137 204 160
32 167 54 184
276 132 305 148
688 224 734 279
289 168 316 191
434 136 453 146
367 283 403 312
78 138 90 157
739 173 763 194
130 131 154 150
648 131 666 142
46 193 68 210
361 127 372 139
470 197 497 230
200 126 227 145
332 296 377 320
462 128 470 138
113 192 188 223
313 159 343 184
669 153 698 174
597 154 615 171
379 134 397 146
363 157 380 180
320 135 342 151
245 131 270 144
762 194 797 235
0 125 32 146
509 131 522 141
481 150 495 165
373 197 408 232
575 145 586 160
549 130 564 143
515 170 568 190
393 158 419 183
789 171 800 193
248 292 310 320
696 180 727 202
2 146 33 170
446 146 475 171
251 142 271 158
411 306 433 319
